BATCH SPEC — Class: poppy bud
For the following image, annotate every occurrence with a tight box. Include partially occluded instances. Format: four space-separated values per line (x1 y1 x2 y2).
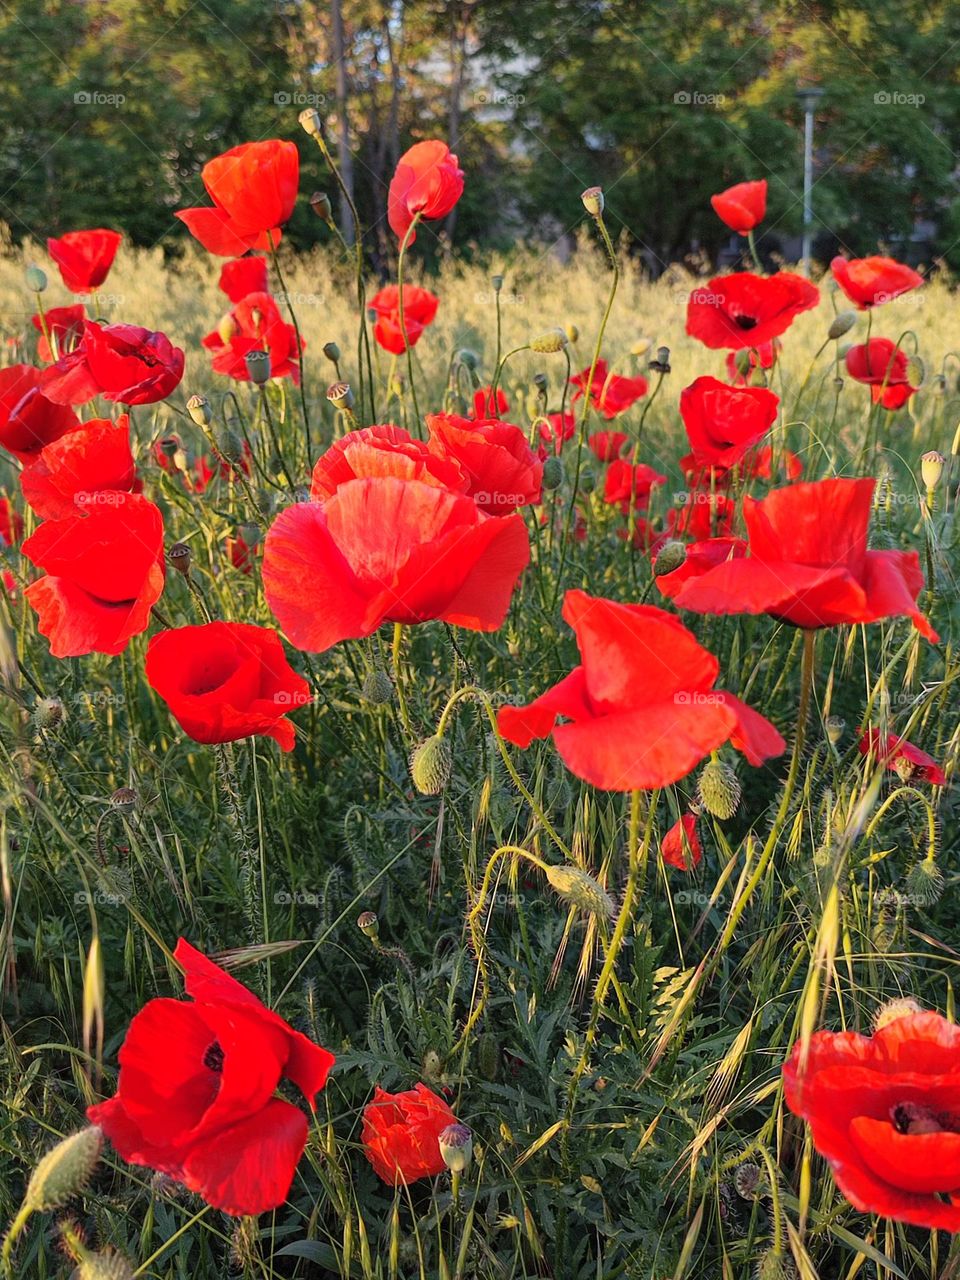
653 539 686 577
438 1122 473 1174
25 264 48 293
542 457 564 490
828 310 857 340
217 428 245 462
110 787 138 813
630 336 652 357
530 328 568 354
457 348 480 371
34 696 65 730
906 858 943 905
565 323 579 344
579 467 597 494
186 394 211 427
410 735 452 795
310 191 333 221
77 1249 137 1280
357 910 379 941
244 349 271 384
732 348 753 377
920 450 944 491
167 542 192 577
697 758 741 819
491 274 504 293
217 313 239 345
733 1161 762 1199
443 388 469 415
952 422 960 457
326 381 354 411
756 1248 795 1280
824 715 845 746
322 341 341 364
361 667 393 704
581 186 604 217
477 1032 500 1081
907 355 924 386
543 863 615 920
873 995 924 1031
25 1127 103 1211
298 106 323 137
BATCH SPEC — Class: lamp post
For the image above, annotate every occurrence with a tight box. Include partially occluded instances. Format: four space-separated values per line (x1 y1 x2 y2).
796 87 824 275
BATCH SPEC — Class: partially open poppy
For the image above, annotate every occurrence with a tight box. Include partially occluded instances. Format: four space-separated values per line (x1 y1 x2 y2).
845 339 916 410
710 180 767 234
369 284 439 354
361 1083 458 1184
497 590 785 790
88 937 334 1216
388 141 464 244
655 536 748 601
679 376 780 473
203 291 303 383
0 365 78 462
472 385 509 420
570 359 648 418
783 1010 960 1230
858 728 946 785
177 140 299 256
47 229 122 293
31 304 86 362
831 255 923 309
686 272 819 350
20 415 139 520
426 413 542 514
661 813 702 870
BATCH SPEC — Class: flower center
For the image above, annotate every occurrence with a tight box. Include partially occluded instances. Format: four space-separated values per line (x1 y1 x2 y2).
891 1101 960 1135
734 315 758 331
203 1040 225 1073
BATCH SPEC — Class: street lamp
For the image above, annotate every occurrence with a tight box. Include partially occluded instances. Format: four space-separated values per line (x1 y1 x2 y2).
796 87 824 275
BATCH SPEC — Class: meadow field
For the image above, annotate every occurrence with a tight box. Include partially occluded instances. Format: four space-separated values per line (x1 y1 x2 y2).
0 157 957 1280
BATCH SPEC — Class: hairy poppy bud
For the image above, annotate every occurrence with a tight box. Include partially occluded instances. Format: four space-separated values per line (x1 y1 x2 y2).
756 1248 795 1280
217 428 245 462
438 1122 473 1173
543 863 615 920
824 715 845 746
25 265 48 293
828 310 857 340
322 341 341 364
477 1032 500 1081
873 995 924 1031
245 349 271 385
906 858 943 905
110 787 138 813
326 381 354 411
361 667 393 704
421 1048 443 1080
25 1127 103 1211
653 539 686 577
77 1249 137 1280
581 186 604 217
457 348 480 371
921 450 944 491
167 542 192 577
298 106 323 137
310 191 333 221
697 758 741 819
579 466 597 494
34 696 65 730
530 328 568 354
542 457 564 490
186 394 211 427
410 735 452 795
565 322 579 344
357 910 379 941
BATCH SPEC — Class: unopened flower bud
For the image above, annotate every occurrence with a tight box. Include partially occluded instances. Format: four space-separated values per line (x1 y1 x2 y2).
410 735 452 795
542 457 564 490
326 381 354 411
77 1249 137 1280
322 341 341 364
357 910 379 941
565 323 579 344
921 450 944 491
906 858 943 906
833 375 844 392
26 265 47 293
457 348 480 371
630 336 652 357
361 667 393 704
581 186 604 216
906 355 924 387
828 310 857 340
217 428 245 462
25 1127 103 1211
530 328 568 354
167 542 192 577
186 394 211 427
874 995 924 1031
34 696 65 730
579 466 597 494
299 106 322 137
217 313 239 345
543 863 615 920
653 539 686 577
245 349 271 384
438 1123 473 1174
310 191 333 221
697 758 741 820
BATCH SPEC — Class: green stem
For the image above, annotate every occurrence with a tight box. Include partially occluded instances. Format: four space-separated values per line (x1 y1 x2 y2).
397 211 424 433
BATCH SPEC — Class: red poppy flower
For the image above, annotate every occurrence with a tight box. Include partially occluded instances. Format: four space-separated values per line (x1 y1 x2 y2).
656 536 748 601
202 292 303 384
858 728 946 786
680 376 780 472
686 271 820 350
538 412 577 459
41 322 185 406
831 256 923 309
426 414 542 514
752 444 803 483
369 285 439 354
783 1010 960 1231
310 424 465 502
845 339 916 410
710 180 767 234
671 478 937 639
20 415 139 520
263 477 529 652
472 385 509 420
0 365 79 462
146 621 309 751
88 937 335 1217
725 338 780 386
661 813 702 870
388 141 465 244
602 459 666 513
497 589 785 790
225 529 258 575
46 229 122 293
218 255 268 302
176 139 299 256
32 304 86 362
23 491 164 658
0 496 23 547
589 430 628 462
362 1083 458 1184
570 359 648 418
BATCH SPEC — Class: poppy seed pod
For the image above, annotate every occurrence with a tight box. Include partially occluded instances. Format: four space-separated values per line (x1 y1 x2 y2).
326 381 354 411
186 393 211 427
167 542 192 577
530 328 568 354
244 349 271 385
544 863 615 920
25 1127 103 1211
824 715 845 746
490 274 504 292
649 346 671 374
734 1161 762 1199
921 450 944 491
697 758 741 819
310 191 333 221
110 787 138 813
410 735 452 795
581 186 604 217
322 341 341 364
828 310 857 340
357 910 379 941
438 1122 473 1173
25 264 48 293
298 106 322 137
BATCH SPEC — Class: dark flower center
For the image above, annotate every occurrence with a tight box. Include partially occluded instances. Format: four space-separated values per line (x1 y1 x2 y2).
203 1040 225 1073
891 1101 960 1135
734 315 758 331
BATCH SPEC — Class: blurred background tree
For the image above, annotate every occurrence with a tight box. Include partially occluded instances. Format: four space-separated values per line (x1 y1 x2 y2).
0 0 957 270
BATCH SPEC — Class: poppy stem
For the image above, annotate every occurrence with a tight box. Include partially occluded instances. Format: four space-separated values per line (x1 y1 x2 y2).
489 344 530 409
397 212 423 434
268 237 311 463
392 624 413 739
